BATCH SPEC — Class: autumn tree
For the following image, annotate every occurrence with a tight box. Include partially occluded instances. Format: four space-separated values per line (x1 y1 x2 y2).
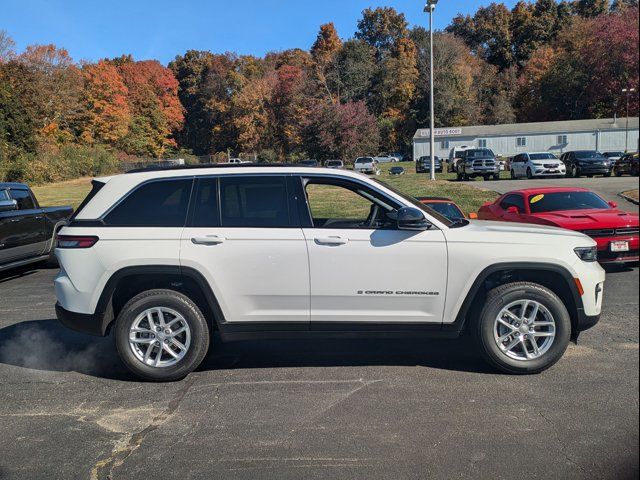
310 23 342 103
81 60 130 145
0 30 15 62
304 100 379 161
572 0 610 16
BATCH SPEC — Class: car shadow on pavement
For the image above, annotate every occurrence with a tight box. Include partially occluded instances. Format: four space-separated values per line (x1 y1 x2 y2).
199 335 495 375
0 320 495 380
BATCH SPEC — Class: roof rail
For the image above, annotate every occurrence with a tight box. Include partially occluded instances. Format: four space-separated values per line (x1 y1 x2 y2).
125 163 294 174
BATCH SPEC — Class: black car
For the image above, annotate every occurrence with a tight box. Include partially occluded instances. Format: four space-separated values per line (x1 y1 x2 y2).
1 182 73 271
613 153 639 177
299 159 320 167
560 151 613 178
389 166 405 176
416 156 442 173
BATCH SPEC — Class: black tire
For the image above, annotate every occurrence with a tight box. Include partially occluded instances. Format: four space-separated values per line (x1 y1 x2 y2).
473 282 571 374
493 173 500 181
603 172 611 178
114 289 210 382
526 167 533 179
572 165 581 178
511 169 517 179
457 171 463 181
615 168 623 177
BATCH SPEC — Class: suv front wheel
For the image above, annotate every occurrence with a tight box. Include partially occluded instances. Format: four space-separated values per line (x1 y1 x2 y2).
114 289 210 381
475 282 571 374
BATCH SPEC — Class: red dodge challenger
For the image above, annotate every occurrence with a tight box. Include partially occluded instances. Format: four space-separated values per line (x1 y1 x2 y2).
478 187 639 264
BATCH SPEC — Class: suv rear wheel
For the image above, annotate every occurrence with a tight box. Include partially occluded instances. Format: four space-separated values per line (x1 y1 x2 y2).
474 282 571 374
114 289 210 381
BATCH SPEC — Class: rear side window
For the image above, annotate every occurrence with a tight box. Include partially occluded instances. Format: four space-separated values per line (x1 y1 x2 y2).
191 178 220 227
10 189 36 210
104 178 193 227
220 176 290 228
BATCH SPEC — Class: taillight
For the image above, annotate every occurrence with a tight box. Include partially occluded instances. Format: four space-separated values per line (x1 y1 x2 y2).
56 235 99 249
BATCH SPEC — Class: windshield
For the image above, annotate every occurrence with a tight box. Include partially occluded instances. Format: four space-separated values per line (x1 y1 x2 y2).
528 191 610 213
604 152 624 157
529 153 558 160
466 149 495 158
427 202 465 221
372 179 455 227
355 158 372 164
575 151 604 159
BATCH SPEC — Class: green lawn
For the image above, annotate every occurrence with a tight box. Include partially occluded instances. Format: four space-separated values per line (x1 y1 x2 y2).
32 177 94 209
29 163 502 216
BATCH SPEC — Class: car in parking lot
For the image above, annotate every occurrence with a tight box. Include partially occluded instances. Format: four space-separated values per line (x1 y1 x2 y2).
324 160 344 169
510 152 566 179
416 197 478 221
375 154 400 163
388 166 405 176
603 151 624 163
416 156 442 173
54 164 605 381
447 145 474 173
478 187 639 264
1 182 72 271
560 151 613 178
354 157 380 175
457 148 500 181
613 152 639 177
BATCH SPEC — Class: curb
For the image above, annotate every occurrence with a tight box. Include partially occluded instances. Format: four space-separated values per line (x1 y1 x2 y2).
619 192 639 206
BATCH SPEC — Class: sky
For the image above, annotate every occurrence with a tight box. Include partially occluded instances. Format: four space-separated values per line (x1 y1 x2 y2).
2 0 519 65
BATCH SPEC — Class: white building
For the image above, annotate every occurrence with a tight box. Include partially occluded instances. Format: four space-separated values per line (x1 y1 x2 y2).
413 117 639 160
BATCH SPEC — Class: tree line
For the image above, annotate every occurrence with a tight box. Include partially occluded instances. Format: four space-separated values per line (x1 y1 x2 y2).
1 0 638 183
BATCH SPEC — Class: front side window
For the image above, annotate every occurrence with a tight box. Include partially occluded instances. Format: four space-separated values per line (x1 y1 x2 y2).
104 179 193 227
500 194 525 213
10 189 36 210
0 189 11 201
220 176 290 228
304 180 397 230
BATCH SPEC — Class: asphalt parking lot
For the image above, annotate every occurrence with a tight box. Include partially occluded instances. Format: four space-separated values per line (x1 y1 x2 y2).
462 176 639 212
0 260 638 480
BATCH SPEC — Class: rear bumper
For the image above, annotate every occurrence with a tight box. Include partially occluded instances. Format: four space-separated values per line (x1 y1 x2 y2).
56 302 108 337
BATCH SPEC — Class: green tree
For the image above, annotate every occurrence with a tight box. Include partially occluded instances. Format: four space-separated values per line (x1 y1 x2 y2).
331 39 376 103
572 0 610 16
355 7 409 58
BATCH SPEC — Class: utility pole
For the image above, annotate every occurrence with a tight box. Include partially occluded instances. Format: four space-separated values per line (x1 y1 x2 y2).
622 88 636 152
424 0 438 181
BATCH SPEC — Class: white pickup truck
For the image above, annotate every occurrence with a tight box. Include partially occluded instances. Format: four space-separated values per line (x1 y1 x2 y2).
54 165 604 381
354 157 381 175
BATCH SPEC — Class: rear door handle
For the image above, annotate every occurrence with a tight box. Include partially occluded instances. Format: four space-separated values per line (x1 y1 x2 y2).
191 235 226 246
315 236 349 246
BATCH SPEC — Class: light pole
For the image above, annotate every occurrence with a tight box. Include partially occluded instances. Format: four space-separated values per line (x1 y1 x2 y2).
622 88 636 152
424 0 438 181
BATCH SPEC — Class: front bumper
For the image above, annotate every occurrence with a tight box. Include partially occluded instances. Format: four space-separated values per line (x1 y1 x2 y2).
593 236 640 263
56 302 109 337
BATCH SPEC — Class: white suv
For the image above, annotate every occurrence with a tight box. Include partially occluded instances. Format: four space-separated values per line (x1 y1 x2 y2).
55 165 605 381
510 152 566 179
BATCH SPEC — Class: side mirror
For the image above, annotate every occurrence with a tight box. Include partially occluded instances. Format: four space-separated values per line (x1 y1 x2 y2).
397 207 431 231
506 206 520 215
0 199 18 212
608 201 618 208
468 212 478 219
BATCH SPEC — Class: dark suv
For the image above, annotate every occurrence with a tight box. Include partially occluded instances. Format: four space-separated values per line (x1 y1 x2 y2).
416 156 442 173
613 153 639 177
560 151 613 178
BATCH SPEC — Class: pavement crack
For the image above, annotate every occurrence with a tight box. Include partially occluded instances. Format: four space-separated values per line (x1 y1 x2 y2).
90 376 197 480
537 409 587 475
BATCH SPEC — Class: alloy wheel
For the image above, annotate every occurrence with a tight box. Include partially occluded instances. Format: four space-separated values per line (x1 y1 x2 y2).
493 300 556 361
128 307 192 368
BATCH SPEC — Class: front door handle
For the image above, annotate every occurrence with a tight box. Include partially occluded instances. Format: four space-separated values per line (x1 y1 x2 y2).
315 236 349 246
191 235 226 246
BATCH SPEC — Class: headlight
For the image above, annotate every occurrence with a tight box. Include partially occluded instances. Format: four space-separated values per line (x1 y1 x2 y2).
574 246 598 262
